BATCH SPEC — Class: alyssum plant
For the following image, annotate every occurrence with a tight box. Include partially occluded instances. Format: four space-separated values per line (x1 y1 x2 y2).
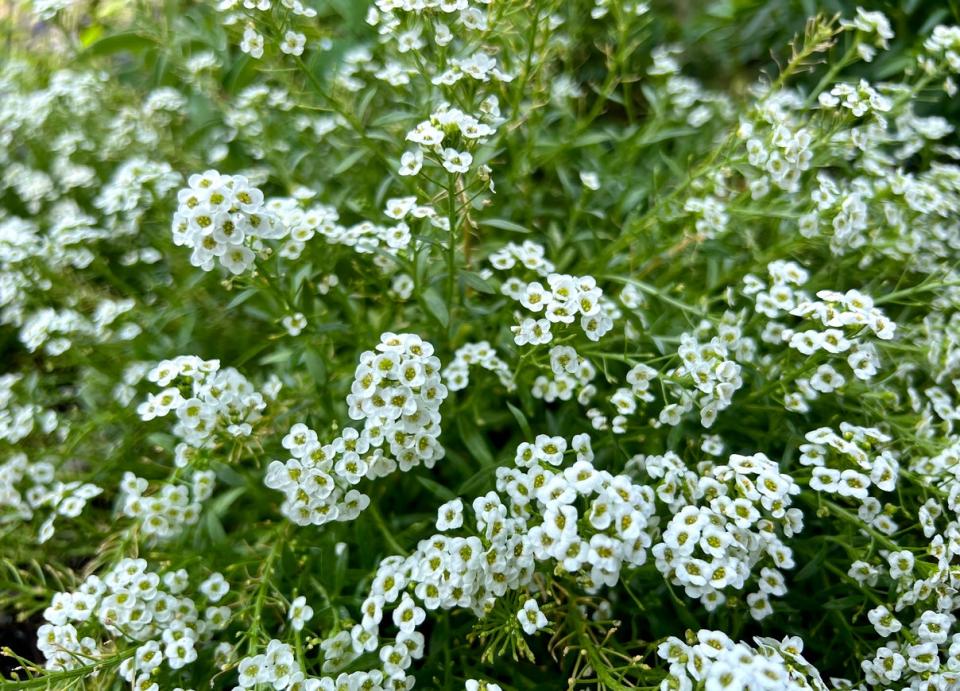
2 0 960 690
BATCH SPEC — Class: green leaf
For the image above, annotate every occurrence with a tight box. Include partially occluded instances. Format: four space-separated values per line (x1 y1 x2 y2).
79 24 104 47
794 545 827 581
371 111 415 128
302 350 327 384
313 321 347 334
822 596 864 610
209 486 246 516
333 150 367 176
235 341 271 367
460 271 496 294
506 402 533 440
573 131 614 147
260 348 294 365
81 31 155 58
457 415 494 467
329 0 369 28
415 475 456 502
292 263 313 295
421 288 449 328
457 464 498 496
332 541 349 595
638 128 699 145
478 218 531 234
204 509 227 544
145 432 176 451
224 54 254 95
226 288 258 310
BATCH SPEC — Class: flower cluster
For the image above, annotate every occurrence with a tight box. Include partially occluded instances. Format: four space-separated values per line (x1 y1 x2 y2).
804 424 899 511
646 45 734 131
400 103 500 179
508 273 615 344
234 640 301 690
271 433 657 688
137 355 279 476
171 170 284 274
531 345 597 404
840 7 894 62
0 373 57 445
10 3 960 691
657 631 828 690
819 80 893 117
592 361 656 431
740 106 813 195
94 158 182 231
488 241 556 277
345 332 447 470
0 452 102 543
850 444 960 690
265 195 339 260
266 334 445 527
369 0 514 86
39 558 231 681
264 423 374 528
19 299 141 357
638 451 801 615
444 341 515 393
137 355 268 459
790 289 896 342
922 25 960 76
744 259 810 320
216 0 317 61
119 470 216 542
660 329 744 429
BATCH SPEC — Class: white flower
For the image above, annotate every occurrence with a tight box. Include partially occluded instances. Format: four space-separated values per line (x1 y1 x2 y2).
441 148 473 174
240 27 265 59
399 150 423 176
199 572 230 602
517 598 547 635
746 591 773 620
282 312 307 337
465 681 502 691
288 595 314 631
436 498 464 531
280 30 306 56
887 550 914 579
579 171 600 190
392 593 425 633
164 636 197 670
406 121 444 147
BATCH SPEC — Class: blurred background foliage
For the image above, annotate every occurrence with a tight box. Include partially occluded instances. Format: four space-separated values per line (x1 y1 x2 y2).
6 0 960 86
1 0 956 378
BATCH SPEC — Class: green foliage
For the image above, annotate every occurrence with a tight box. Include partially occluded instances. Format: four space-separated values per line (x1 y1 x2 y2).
1 1 960 690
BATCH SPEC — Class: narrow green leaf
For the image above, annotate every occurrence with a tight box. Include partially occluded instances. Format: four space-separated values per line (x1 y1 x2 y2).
460 271 496 294
226 288 258 310
302 350 327 384
506 402 533 439
422 288 449 328
81 31 155 58
333 149 366 176
457 416 494 467
415 475 456 502
479 218 531 234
